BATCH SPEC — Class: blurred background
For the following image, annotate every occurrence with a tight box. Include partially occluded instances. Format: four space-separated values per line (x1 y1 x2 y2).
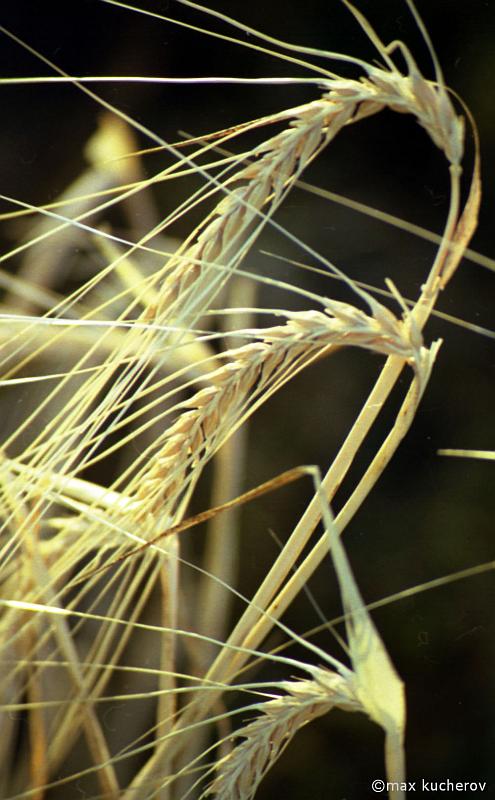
0 1 493 797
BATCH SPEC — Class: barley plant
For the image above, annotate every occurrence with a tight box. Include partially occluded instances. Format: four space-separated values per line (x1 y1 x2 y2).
0 1 493 799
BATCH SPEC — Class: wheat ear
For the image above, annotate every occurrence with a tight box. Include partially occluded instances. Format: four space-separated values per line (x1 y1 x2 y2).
205 668 360 800
128 296 422 529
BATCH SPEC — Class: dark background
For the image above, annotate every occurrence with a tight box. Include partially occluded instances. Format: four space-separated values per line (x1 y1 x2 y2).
0 1 494 798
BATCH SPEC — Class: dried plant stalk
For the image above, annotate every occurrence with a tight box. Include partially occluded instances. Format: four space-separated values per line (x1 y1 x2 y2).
0 2 486 800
